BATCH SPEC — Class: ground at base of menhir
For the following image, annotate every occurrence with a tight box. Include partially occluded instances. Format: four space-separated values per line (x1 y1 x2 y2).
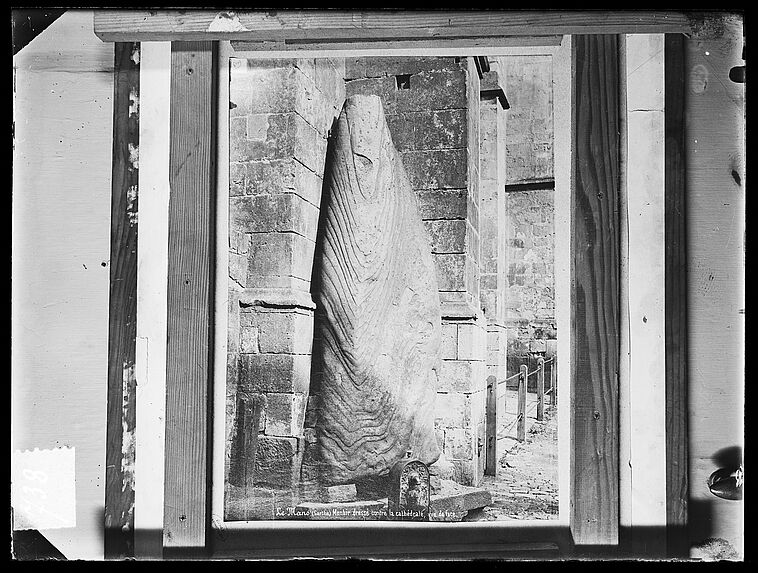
464 405 559 521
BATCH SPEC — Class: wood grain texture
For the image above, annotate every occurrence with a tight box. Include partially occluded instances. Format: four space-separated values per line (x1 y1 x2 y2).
311 95 442 485
163 41 217 554
94 10 698 42
537 357 545 422
664 33 689 557
485 375 497 476
517 365 527 442
104 41 139 560
571 34 620 546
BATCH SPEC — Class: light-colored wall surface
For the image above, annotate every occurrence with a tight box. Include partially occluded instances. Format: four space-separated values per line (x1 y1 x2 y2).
685 17 744 557
12 10 112 560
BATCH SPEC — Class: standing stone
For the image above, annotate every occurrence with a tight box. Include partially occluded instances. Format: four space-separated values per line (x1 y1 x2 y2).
311 95 442 485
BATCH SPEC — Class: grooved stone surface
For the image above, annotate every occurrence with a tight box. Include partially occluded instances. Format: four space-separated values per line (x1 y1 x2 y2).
311 95 442 485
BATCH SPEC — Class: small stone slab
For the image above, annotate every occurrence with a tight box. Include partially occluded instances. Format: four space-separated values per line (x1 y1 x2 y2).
429 479 493 522
325 483 357 503
291 500 387 521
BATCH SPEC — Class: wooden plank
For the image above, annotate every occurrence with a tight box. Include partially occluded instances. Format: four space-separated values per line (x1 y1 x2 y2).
485 375 497 476
104 41 139 560
623 33 667 556
163 41 217 555
231 35 564 55
570 34 620 546
94 10 698 42
133 41 172 559
664 32 688 557
537 357 545 422
517 365 527 442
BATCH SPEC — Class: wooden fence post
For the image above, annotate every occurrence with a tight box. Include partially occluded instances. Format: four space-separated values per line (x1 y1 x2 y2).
485 375 497 476
517 365 527 442
551 360 557 407
537 357 545 421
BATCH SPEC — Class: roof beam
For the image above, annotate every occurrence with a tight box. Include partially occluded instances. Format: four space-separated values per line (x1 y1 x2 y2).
93 10 706 43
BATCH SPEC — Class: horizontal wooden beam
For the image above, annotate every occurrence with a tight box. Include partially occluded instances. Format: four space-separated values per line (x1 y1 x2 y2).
94 10 704 43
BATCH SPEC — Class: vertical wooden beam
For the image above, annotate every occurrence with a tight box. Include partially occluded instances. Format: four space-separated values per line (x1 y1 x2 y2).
537 357 545 422
163 41 217 556
664 32 688 557
517 365 527 442
105 41 140 560
134 41 172 559
570 34 621 546
485 375 497 476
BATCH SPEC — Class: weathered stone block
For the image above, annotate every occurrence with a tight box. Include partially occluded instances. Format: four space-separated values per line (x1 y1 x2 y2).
229 252 248 289
240 308 314 355
239 325 259 354
231 193 319 241
395 69 468 112
416 188 468 220
412 109 467 150
423 219 466 254
440 323 458 360
434 253 466 292
444 428 473 460
238 353 311 394
450 458 475 486
247 232 316 287
384 113 415 152
437 359 484 394
345 57 463 80
325 483 357 503
456 323 486 361
402 149 468 190
435 392 467 428
264 392 308 437
254 436 300 489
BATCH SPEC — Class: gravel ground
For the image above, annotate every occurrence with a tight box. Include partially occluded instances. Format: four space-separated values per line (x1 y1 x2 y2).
464 404 559 521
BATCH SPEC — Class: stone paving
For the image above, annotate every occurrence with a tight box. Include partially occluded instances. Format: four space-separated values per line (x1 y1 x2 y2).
465 400 559 521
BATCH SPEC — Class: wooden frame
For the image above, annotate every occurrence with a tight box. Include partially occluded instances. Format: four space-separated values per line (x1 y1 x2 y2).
100 9 693 559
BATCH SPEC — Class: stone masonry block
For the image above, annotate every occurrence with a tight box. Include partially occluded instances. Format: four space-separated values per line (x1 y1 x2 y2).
247 232 316 287
434 253 466 292
229 252 249 289
469 390 485 430
254 436 301 489
240 324 260 354
458 323 487 360
444 428 474 461
412 109 467 150
384 113 415 152
423 219 466 254
451 459 475 486
402 149 468 190
231 113 327 177
437 360 478 393
238 158 323 207
395 69 468 112
240 308 314 355
457 323 486 361
440 323 458 360
231 193 319 241
416 188 468 220
264 392 308 437
434 392 467 428
239 353 311 394
345 57 464 80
